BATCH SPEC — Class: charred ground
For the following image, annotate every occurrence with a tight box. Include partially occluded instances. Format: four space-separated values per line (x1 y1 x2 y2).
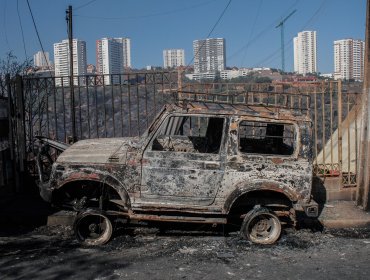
1 195 370 280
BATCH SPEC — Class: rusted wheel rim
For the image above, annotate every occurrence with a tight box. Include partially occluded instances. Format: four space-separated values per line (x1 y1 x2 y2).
74 211 112 245
241 209 281 245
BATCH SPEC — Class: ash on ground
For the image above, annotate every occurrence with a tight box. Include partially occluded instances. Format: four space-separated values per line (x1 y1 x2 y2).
1 223 370 280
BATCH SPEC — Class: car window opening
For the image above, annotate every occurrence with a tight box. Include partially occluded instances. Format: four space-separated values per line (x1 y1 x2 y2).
152 116 224 154
239 121 295 155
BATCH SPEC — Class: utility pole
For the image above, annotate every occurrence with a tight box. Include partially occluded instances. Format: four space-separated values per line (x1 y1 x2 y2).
66 5 77 143
357 0 370 210
177 66 184 103
275 10 296 73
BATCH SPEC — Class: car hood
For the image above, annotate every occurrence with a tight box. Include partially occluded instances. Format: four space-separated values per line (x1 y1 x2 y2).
56 137 141 164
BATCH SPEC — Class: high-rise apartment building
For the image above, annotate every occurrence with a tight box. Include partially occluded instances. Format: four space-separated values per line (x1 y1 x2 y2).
33 51 51 67
293 31 317 75
96 37 131 84
334 39 365 81
193 38 226 74
120 38 131 69
54 39 87 86
163 49 185 68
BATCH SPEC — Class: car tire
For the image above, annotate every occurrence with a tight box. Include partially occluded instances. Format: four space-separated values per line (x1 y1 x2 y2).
240 207 281 245
74 209 113 246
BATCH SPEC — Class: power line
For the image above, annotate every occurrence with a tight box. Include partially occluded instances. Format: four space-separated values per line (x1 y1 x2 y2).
299 0 327 32
228 22 276 61
227 0 301 65
26 0 52 75
253 47 281 68
187 0 232 67
3 0 10 49
75 0 97 11
253 0 328 70
205 0 232 40
25 0 54 140
240 0 263 68
17 0 28 60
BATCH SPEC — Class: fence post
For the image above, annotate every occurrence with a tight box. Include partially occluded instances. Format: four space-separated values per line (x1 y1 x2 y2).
6 74 26 193
6 74 16 193
14 75 26 193
338 80 343 177
177 67 183 102
15 75 26 172
357 0 370 210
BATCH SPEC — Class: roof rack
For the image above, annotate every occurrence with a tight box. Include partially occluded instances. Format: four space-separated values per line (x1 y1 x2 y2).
176 90 311 114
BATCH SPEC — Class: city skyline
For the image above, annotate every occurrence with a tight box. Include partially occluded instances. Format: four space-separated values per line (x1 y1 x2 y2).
0 0 366 73
34 33 365 78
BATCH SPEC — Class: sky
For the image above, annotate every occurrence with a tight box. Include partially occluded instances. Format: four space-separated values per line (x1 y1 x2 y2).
0 0 367 73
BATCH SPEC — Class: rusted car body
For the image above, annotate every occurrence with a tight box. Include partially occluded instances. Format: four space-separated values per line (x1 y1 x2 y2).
38 100 318 245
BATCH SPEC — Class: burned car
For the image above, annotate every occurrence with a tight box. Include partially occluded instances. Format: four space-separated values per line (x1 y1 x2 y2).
38 96 318 245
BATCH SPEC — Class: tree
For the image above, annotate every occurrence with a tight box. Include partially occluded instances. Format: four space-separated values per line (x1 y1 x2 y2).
0 52 41 155
0 51 32 79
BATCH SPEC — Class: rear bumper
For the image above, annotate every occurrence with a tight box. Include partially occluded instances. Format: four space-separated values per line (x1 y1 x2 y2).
302 200 319 217
294 199 319 218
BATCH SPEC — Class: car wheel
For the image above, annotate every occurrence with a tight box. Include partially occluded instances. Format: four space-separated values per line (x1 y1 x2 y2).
74 209 113 246
240 207 281 245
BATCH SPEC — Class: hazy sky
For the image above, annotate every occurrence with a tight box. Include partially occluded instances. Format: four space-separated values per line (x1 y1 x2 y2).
0 0 366 73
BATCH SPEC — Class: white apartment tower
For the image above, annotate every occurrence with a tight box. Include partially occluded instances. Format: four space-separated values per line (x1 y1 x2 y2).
53 39 87 86
293 31 317 75
96 37 131 84
33 51 50 67
334 39 365 81
163 49 185 68
193 38 226 74
120 38 131 69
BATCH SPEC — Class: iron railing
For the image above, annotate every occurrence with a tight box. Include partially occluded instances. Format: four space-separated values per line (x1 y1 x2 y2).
22 72 178 150
1 74 363 189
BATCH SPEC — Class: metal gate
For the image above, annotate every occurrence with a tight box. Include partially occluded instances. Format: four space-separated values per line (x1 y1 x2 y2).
311 80 361 187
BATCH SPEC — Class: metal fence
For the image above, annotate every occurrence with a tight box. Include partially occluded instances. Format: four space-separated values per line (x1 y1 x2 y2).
23 72 178 150
0 77 8 98
0 73 363 191
179 80 362 187
311 81 361 187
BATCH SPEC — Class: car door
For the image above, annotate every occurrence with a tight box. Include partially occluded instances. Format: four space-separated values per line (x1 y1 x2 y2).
140 114 227 206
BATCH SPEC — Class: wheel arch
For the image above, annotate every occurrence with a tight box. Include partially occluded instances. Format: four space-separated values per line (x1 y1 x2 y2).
224 181 299 214
52 175 131 209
